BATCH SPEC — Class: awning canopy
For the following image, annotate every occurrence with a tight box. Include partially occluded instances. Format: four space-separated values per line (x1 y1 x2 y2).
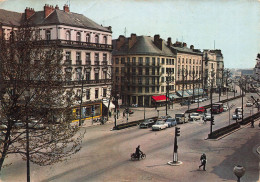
169 94 180 100
152 95 168 102
176 91 190 98
102 99 115 111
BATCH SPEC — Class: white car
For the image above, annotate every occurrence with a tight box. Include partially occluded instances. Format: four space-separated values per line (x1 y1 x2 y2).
190 113 201 121
232 113 242 120
202 113 211 121
246 102 253 107
223 105 229 112
152 120 168 131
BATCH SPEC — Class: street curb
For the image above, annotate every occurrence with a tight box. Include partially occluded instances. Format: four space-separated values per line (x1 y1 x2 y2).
206 123 251 141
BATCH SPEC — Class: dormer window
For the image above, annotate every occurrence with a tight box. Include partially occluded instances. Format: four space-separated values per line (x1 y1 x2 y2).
46 30 51 40
76 32 81 42
95 35 99 43
86 34 90 42
103 36 107 44
66 31 71 40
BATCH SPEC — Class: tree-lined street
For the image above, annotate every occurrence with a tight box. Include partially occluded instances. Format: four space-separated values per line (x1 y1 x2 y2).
1 93 259 182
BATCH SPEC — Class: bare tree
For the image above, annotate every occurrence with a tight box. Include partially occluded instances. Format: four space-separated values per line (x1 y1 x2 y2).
0 24 84 174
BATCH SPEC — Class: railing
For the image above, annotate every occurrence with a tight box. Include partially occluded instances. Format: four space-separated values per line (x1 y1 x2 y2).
76 60 82 65
64 60 72 65
38 40 113 50
64 79 112 86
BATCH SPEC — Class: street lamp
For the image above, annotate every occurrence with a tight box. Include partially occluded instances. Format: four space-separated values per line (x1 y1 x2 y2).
233 165 245 182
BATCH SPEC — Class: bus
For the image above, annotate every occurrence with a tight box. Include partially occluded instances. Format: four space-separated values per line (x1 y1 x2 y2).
212 102 224 114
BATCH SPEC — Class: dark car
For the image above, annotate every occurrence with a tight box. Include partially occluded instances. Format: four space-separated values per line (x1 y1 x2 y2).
139 119 155 128
180 100 191 106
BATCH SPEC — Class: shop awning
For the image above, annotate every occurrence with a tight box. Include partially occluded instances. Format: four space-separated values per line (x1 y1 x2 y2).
176 91 190 98
169 94 180 100
152 95 168 102
102 99 115 110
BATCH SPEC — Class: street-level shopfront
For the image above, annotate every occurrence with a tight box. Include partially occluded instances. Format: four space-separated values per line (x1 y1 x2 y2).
72 101 102 123
151 95 168 107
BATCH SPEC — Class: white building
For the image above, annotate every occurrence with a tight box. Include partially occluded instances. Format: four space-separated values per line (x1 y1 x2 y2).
0 4 113 121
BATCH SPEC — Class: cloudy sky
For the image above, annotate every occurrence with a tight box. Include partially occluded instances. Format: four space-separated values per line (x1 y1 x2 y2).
0 0 259 69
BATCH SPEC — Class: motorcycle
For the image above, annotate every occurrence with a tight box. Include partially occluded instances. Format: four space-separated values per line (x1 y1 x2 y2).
130 152 146 160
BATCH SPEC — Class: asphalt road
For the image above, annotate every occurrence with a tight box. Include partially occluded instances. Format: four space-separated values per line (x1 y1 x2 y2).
1 93 259 182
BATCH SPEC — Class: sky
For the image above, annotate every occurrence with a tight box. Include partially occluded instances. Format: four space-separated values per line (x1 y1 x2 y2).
0 0 259 69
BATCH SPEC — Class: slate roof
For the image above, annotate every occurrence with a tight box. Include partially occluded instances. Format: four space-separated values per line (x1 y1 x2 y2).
112 36 174 57
0 8 110 32
172 46 203 55
0 9 23 27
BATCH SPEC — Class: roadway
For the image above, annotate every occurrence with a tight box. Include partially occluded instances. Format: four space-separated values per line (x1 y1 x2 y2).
0 92 259 182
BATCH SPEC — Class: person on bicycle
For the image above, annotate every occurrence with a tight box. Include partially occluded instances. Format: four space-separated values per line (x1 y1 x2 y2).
135 145 142 160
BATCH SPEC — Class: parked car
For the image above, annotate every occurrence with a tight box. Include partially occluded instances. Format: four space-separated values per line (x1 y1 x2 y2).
235 107 243 113
232 113 242 120
175 113 188 124
198 98 203 102
246 102 253 107
202 113 211 121
196 107 206 113
190 113 201 121
139 119 155 128
28 120 45 129
0 124 7 130
158 115 172 121
165 118 177 128
223 105 229 112
152 120 168 131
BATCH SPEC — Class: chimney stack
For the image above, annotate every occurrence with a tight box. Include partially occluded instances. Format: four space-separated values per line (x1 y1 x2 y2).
55 5 59 10
116 35 126 50
183 42 187 47
167 37 172 47
129 33 137 49
44 4 55 18
154 34 163 50
190 45 194 50
63 4 70 12
25 7 35 19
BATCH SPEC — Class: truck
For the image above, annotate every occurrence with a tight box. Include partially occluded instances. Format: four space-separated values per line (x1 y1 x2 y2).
175 113 188 124
212 102 224 114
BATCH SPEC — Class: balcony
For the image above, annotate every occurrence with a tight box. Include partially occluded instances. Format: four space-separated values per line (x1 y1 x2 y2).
64 79 112 86
102 61 108 65
94 61 100 66
76 60 82 65
38 40 113 51
64 60 72 65
86 60 91 66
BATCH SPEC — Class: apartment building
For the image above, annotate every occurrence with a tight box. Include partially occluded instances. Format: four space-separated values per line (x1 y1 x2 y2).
112 34 175 107
0 4 113 121
253 53 260 82
170 41 203 97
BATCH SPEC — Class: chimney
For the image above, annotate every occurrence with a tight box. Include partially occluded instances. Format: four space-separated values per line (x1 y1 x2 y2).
167 37 172 47
173 41 182 47
106 26 112 31
55 5 59 10
116 35 126 50
25 7 35 19
128 33 137 49
190 45 194 50
44 4 55 18
154 34 163 50
63 4 70 12
183 42 187 47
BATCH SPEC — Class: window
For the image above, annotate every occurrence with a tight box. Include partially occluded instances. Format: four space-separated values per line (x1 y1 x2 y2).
161 68 165 74
127 57 130 64
46 30 51 40
182 58 184 63
115 67 119 73
145 77 149 84
152 68 155 75
138 57 143 65
186 58 188 64
66 31 70 40
95 72 99 80
95 53 99 62
157 58 160 65
132 86 136 92
86 72 90 80
145 87 149 93
138 68 142 75
138 77 142 84
145 57 150 65
152 57 155 66
103 36 107 44
76 52 81 61
103 88 107 97
121 58 125 64
76 32 81 42
132 68 136 75
65 68 72 81
115 58 119 64
152 86 155 93
103 54 107 61
152 77 155 84
145 68 149 75
193 59 195 64
95 35 99 43
161 77 164 82
162 58 165 64
121 67 125 73
172 59 174 65
86 89 90 100
138 87 142 93
65 52 71 60
132 57 136 65
189 59 191 64
178 58 180 63
161 86 164 92
86 53 91 61
95 89 99 99
86 34 90 42
76 68 82 81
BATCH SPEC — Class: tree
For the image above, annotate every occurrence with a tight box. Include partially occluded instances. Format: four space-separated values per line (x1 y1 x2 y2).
0 24 85 174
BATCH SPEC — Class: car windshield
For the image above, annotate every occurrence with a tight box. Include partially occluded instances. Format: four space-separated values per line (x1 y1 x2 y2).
156 121 164 125
191 113 198 116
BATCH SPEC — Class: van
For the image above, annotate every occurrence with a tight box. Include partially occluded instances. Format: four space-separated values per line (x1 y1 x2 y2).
175 113 188 124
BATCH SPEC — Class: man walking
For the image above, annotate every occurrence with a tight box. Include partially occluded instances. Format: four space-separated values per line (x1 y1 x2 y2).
251 120 255 128
199 153 207 171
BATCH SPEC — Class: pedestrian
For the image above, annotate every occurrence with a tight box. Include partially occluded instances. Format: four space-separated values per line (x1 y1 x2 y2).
199 153 207 171
251 120 255 128
123 111 125 118
109 111 111 117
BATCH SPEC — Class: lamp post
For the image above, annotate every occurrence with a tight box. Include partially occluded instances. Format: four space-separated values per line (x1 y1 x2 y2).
233 165 245 182
166 69 173 116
